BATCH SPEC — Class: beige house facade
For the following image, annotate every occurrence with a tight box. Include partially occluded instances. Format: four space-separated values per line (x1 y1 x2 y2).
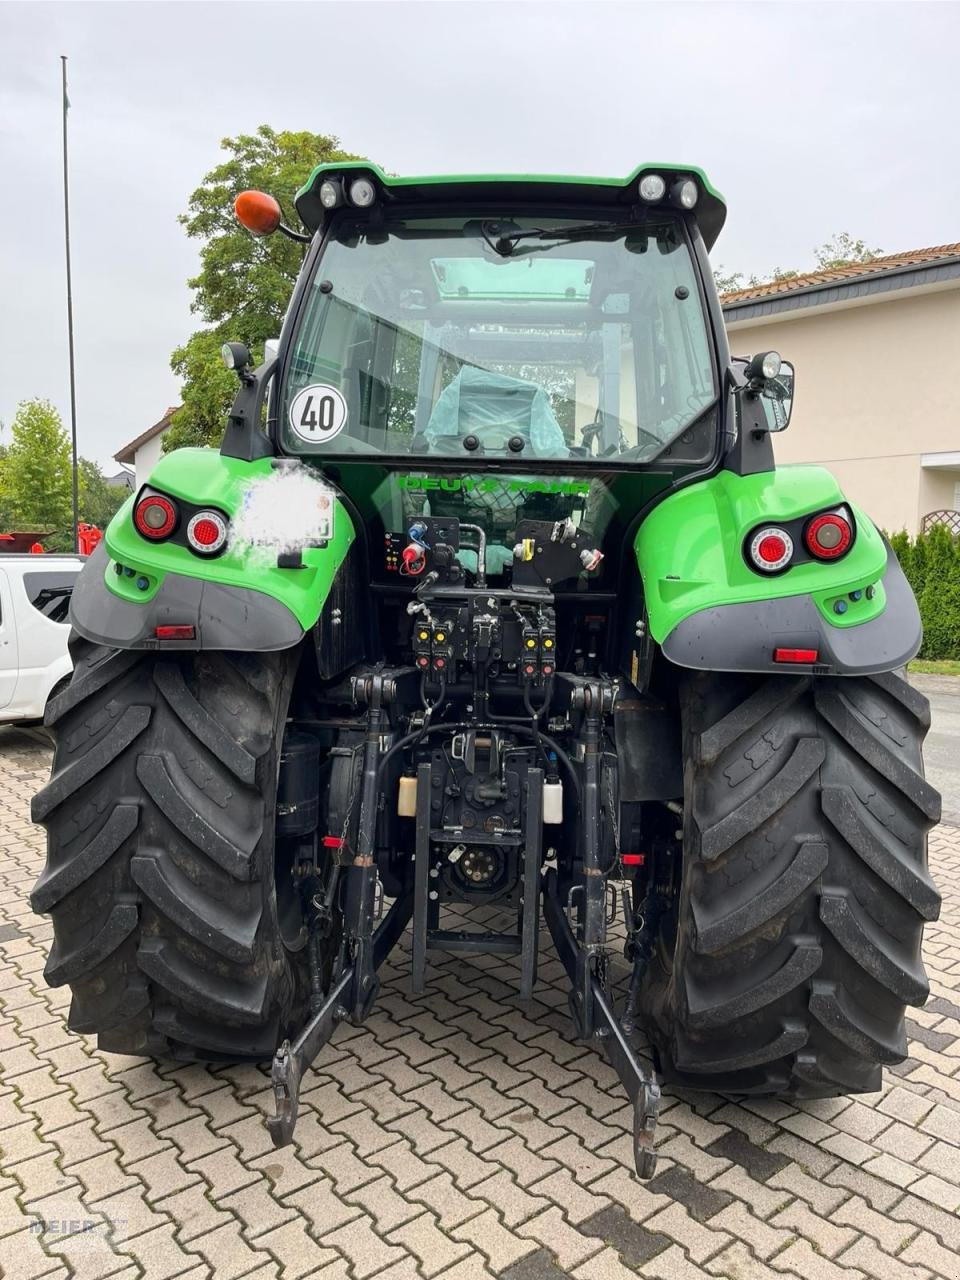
722 245 960 535
115 406 179 490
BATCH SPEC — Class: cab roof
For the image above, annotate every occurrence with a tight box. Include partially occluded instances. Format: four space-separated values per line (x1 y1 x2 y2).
294 162 727 250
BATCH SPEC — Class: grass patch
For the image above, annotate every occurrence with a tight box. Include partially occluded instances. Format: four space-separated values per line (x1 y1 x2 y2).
908 659 960 676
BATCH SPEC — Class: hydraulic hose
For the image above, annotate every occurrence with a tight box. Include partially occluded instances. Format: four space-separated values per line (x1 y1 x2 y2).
523 683 556 780
376 718 580 807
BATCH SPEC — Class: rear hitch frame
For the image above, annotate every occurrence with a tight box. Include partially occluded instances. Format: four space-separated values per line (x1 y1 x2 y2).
268 670 412 1149
548 676 661 1179
268 669 660 1175
267 887 412 1148
544 869 661 1178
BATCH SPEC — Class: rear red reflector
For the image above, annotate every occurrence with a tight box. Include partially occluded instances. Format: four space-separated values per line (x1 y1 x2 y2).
155 625 195 640
322 836 344 849
774 647 818 664
622 853 645 866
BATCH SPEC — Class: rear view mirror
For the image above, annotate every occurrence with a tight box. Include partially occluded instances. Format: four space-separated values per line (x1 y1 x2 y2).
760 360 795 432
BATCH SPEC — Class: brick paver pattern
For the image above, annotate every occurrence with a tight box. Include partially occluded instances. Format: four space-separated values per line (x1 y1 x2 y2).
2 725 959 1279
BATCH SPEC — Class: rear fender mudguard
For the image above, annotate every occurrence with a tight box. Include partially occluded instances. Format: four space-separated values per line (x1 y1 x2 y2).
71 450 355 651
635 466 920 675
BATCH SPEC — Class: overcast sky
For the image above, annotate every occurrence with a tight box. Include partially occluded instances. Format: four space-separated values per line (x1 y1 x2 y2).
2 0 958 470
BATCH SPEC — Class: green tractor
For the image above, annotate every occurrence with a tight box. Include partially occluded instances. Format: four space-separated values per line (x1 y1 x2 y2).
32 163 941 1178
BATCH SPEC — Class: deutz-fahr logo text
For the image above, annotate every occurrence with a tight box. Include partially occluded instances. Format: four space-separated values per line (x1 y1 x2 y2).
397 475 591 496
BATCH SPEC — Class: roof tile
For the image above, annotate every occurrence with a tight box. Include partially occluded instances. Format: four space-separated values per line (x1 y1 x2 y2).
720 243 960 304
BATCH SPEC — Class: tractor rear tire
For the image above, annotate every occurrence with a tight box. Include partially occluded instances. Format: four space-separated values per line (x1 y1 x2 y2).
31 637 313 1061
638 669 941 1097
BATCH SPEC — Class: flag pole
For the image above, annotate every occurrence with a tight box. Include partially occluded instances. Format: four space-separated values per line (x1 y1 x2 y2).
61 54 80 554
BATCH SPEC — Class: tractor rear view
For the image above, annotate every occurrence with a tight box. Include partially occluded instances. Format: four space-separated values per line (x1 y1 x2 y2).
32 163 940 1179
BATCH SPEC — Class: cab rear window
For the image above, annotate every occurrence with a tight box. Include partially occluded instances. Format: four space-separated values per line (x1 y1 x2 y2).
23 571 79 624
280 214 716 465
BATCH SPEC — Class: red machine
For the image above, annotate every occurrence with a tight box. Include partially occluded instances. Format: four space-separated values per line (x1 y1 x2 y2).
0 525 102 555
77 523 102 555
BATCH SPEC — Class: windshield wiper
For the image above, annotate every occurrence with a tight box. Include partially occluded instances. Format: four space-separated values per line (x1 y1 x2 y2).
482 220 638 258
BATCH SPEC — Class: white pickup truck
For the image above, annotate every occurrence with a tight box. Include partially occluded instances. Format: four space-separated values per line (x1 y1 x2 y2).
0 555 83 724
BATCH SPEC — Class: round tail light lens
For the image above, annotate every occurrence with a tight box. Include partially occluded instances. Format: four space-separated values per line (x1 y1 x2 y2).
134 494 177 540
186 511 228 555
748 526 794 573
805 511 852 559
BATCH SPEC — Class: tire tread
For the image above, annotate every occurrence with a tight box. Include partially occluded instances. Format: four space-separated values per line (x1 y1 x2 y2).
31 638 304 1062
639 669 940 1098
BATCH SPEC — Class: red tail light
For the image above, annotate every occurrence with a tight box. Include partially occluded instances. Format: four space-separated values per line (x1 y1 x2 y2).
134 493 177 540
186 511 228 555
748 526 794 573
805 511 852 560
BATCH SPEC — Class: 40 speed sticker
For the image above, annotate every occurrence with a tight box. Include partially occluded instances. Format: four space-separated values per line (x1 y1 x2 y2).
289 383 348 444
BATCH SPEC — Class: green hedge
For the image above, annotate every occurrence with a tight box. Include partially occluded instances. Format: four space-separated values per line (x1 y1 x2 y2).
889 526 960 660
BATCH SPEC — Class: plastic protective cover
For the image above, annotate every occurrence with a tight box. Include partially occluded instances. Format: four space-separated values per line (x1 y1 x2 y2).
423 367 568 457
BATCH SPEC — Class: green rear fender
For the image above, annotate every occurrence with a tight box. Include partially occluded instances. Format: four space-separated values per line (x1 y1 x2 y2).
635 466 921 675
70 449 356 651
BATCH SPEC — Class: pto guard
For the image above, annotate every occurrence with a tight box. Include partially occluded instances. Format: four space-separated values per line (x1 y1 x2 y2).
70 449 355 651
636 466 921 675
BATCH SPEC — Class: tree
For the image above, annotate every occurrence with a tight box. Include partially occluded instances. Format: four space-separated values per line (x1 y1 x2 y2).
714 264 800 295
882 526 960 661
918 525 960 659
712 266 746 294
0 438 11 531
814 232 882 271
889 529 913 583
714 232 883 297
78 459 127 530
0 400 75 551
167 126 365 450
911 529 929 603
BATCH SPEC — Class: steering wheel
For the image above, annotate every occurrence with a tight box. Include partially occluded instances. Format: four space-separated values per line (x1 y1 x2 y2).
582 417 663 459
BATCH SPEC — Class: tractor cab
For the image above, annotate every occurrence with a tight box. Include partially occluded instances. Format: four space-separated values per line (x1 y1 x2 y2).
268 166 726 591
228 165 743 692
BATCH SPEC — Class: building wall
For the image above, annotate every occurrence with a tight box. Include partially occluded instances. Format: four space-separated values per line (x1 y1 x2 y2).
134 435 164 490
725 283 960 533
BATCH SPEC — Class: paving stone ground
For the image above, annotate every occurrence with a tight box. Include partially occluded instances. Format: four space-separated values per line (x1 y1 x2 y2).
2 723 960 1279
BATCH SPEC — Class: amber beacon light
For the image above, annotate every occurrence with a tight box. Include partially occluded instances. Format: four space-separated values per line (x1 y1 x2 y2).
235 190 282 236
